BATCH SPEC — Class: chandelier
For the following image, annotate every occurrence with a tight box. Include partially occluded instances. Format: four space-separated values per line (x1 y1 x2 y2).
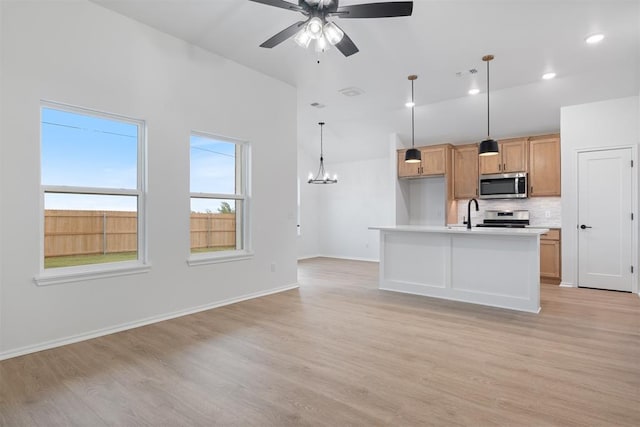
308 122 338 184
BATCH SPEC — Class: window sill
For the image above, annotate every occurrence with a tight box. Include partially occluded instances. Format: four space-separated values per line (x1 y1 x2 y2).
187 251 254 266
34 262 151 286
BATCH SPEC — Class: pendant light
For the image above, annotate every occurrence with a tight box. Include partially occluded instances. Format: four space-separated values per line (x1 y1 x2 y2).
404 75 421 163
308 122 338 184
478 54 499 156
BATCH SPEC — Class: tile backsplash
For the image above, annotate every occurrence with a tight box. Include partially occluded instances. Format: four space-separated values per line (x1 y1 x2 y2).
456 197 561 227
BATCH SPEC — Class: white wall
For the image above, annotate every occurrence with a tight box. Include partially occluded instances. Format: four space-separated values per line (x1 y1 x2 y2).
0 1 297 357
316 156 394 261
560 96 639 289
0 1 4 345
407 178 447 226
297 143 321 259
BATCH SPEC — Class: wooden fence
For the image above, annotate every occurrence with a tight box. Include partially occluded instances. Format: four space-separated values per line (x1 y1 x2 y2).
44 210 236 257
190 213 236 250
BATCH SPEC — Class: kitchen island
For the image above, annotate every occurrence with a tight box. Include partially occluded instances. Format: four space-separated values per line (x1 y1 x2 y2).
369 226 548 313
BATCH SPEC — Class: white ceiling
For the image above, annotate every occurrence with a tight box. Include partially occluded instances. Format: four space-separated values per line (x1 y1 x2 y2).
92 0 639 160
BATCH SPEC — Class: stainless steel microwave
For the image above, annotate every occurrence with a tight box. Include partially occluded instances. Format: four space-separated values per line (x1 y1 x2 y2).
479 172 528 199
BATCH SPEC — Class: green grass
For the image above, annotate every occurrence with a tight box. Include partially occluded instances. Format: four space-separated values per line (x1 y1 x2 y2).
191 246 236 254
45 252 138 269
45 247 236 269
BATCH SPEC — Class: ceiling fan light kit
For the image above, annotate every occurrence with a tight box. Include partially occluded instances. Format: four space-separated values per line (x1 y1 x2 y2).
307 17 324 38
294 28 312 48
250 0 413 57
323 21 344 45
478 54 499 157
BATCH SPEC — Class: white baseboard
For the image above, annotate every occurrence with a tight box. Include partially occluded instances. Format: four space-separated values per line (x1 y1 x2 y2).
297 254 322 261
559 281 576 288
297 254 379 263
0 283 299 361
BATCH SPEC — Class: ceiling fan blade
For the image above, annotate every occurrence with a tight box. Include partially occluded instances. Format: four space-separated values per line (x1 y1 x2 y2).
335 1 413 18
248 0 304 12
260 20 307 48
334 27 359 57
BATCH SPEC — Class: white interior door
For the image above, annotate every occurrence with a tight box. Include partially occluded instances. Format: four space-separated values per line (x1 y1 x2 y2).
577 148 633 291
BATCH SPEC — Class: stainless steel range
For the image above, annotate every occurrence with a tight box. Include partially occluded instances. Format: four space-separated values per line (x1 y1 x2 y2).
475 210 530 228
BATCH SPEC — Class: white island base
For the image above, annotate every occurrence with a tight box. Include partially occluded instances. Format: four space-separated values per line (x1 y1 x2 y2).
369 226 548 313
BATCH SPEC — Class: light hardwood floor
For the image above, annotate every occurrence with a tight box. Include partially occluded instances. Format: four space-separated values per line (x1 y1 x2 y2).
1 258 639 426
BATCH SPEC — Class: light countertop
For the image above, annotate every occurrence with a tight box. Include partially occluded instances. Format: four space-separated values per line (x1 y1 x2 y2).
447 224 560 229
369 225 549 236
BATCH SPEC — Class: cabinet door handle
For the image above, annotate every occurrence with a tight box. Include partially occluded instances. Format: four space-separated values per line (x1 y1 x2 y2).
503 163 506 171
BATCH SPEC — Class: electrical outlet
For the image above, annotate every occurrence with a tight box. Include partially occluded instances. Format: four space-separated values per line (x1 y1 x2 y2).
270 263 276 272
545 210 551 218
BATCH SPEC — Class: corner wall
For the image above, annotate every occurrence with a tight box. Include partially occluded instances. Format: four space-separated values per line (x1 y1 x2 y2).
0 1 297 357
560 96 639 289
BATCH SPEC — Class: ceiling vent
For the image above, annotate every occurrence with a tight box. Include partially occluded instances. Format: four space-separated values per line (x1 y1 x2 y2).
310 102 326 108
338 87 364 97
456 68 478 77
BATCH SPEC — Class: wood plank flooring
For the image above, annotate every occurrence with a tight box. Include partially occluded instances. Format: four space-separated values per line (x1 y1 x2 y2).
1 257 639 426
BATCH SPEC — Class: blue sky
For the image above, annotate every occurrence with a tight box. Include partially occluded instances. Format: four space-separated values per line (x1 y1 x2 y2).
42 107 237 213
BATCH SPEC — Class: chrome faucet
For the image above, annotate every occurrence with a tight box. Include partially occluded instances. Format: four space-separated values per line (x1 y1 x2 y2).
467 198 479 229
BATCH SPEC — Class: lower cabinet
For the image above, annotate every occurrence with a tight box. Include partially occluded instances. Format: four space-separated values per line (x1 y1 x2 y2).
540 228 561 283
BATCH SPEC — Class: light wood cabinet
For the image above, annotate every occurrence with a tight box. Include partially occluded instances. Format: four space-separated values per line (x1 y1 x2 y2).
529 134 561 197
479 137 528 174
397 145 449 178
397 150 421 178
540 228 561 283
453 144 478 199
420 145 448 175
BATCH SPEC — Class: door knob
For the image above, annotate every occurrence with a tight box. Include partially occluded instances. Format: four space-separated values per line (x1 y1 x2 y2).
580 224 592 229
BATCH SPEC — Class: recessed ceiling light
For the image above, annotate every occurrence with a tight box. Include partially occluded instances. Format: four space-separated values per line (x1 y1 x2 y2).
542 72 556 80
468 88 480 95
405 101 415 108
338 86 364 97
585 33 605 44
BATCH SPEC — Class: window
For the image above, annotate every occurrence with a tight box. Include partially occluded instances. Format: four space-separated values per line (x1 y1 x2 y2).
189 132 250 263
39 102 146 280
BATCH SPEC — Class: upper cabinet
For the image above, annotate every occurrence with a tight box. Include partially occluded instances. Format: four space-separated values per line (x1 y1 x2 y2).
453 144 478 199
421 145 448 175
397 149 421 178
478 137 528 174
397 144 450 178
529 134 561 197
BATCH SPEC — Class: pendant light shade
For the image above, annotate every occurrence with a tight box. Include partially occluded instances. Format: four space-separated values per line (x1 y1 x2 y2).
405 148 421 163
479 138 499 156
308 122 337 184
404 74 421 163
479 54 499 157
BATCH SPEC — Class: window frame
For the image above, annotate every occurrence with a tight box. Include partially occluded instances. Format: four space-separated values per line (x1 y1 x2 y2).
35 101 149 286
187 131 252 266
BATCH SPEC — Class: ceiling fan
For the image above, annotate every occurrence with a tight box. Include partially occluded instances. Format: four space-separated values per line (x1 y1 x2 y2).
249 0 413 57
